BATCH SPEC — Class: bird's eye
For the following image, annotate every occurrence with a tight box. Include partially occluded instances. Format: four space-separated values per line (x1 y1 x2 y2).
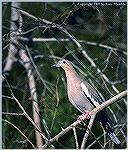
63 60 66 64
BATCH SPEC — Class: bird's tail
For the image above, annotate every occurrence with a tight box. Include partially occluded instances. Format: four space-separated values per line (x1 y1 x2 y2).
101 121 120 145
108 132 120 145
96 110 120 145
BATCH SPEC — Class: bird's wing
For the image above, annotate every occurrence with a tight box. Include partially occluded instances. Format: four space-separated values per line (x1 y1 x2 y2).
80 81 102 107
80 82 120 144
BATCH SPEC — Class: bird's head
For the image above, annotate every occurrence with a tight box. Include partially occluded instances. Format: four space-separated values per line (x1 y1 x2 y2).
52 59 74 71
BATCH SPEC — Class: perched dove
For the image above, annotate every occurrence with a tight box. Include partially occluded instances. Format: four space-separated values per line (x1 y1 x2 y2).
53 59 120 145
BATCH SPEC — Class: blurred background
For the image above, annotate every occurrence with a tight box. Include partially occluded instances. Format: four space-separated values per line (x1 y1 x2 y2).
2 2 127 149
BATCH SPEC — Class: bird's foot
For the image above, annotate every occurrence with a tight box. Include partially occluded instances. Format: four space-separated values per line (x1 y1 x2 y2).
77 111 92 122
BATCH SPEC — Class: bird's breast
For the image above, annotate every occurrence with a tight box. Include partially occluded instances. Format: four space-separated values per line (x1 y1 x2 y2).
66 77 94 113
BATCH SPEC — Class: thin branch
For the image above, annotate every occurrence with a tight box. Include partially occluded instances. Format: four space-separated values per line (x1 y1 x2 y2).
3 119 36 149
81 122 104 148
80 114 96 149
73 127 79 149
18 8 52 24
17 37 127 55
18 38 122 94
16 9 124 94
25 45 54 95
102 49 113 72
4 77 48 142
50 77 60 131
87 133 104 149
42 90 127 148
57 26 83 50
2 112 24 116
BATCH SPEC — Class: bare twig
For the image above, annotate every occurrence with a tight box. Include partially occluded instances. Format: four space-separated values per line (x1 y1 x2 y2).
50 77 60 131
57 26 83 50
6 77 48 142
80 114 96 149
18 8 51 24
73 127 79 149
16 8 124 94
18 39 122 94
3 119 36 149
42 90 127 148
25 45 54 95
87 133 104 148
17 37 127 55
102 49 113 72
2 112 24 116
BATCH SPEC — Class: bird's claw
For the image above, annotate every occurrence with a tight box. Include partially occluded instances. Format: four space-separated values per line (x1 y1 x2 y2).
77 111 93 123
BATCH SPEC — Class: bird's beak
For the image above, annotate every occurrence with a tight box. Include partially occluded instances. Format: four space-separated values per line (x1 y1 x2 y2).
52 63 60 68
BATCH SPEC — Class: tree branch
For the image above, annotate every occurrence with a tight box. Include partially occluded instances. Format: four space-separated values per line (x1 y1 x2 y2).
19 49 43 148
80 114 96 149
3 119 36 149
16 8 123 94
3 2 20 81
4 76 48 142
73 127 79 149
17 37 127 55
42 90 127 148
